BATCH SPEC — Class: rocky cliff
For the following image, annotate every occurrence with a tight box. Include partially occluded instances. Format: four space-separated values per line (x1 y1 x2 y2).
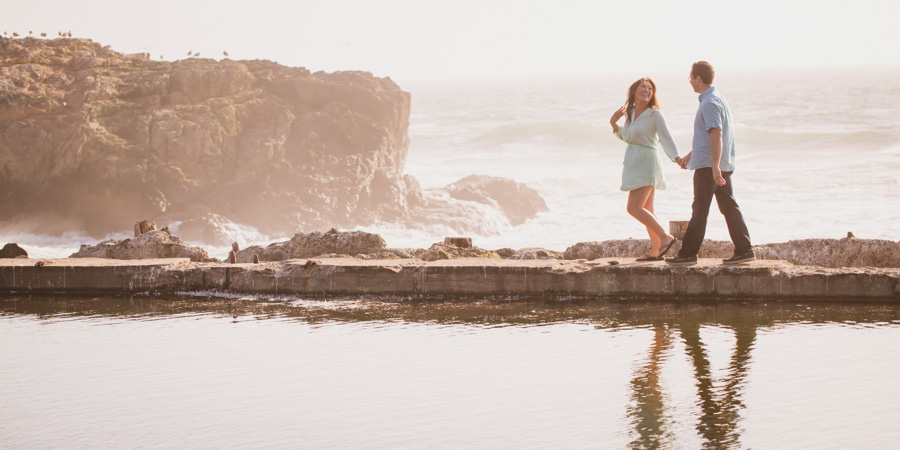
0 37 546 242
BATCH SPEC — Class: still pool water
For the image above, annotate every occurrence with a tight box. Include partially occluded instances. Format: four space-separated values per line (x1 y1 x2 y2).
2 295 900 449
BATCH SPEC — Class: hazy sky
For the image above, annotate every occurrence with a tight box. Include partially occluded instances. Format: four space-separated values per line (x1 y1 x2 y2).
4 0 899 83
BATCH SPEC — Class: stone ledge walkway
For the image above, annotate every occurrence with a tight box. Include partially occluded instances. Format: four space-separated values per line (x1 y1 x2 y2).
2 257 898 300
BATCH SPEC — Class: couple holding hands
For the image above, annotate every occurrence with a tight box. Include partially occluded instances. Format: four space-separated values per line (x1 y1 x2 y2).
609 61 754 266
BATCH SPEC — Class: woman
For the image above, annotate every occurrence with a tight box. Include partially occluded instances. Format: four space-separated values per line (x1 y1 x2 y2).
610 77 680 261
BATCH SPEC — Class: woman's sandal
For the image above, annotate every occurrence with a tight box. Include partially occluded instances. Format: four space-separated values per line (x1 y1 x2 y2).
636 254 662 262
658 238 677 258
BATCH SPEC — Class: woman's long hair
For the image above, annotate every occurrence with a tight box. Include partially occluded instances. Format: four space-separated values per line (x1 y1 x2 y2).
625 78 660 124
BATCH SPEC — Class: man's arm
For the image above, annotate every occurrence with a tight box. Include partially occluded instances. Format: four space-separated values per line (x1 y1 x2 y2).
710 128 725 186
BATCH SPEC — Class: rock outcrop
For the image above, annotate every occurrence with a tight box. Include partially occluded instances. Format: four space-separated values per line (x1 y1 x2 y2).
564 238 900 268
69 229 213 261
0 37 547 242
0 243 28 258
235 229 386 262
754 238 900 268
419 242 501 262
441 175 548 226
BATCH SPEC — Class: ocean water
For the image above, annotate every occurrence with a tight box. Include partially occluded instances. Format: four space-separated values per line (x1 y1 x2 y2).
4 66 900 258
389 66 900 251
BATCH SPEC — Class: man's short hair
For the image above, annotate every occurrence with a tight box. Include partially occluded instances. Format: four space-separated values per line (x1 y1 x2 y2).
691 61 715 85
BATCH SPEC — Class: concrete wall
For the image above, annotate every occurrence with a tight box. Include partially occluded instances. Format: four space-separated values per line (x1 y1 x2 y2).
2 258 899 300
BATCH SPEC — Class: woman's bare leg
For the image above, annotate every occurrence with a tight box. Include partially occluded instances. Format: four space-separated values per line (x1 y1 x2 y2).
643 188 661 254
627 186 675 256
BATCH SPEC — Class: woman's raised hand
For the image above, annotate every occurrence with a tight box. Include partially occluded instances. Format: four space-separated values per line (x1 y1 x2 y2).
610 105 626 126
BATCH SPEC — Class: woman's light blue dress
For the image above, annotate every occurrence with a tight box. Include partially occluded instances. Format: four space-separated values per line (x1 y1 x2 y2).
613 108 680 191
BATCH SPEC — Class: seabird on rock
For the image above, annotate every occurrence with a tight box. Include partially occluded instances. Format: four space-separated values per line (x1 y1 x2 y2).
12 32 19 37
67 30 72 37
188 50 192 56
41 32 46 37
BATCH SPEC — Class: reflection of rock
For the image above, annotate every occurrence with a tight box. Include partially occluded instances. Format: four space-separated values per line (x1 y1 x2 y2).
0 243 28 258
70 229 213 262
235 230 386 262
564 238 900 268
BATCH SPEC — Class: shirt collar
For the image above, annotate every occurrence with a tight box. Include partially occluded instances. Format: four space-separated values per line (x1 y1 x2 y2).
698 86 717 102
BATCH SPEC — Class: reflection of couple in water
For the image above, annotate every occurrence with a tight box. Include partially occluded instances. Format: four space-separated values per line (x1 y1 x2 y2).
628 315 757 449
609 61 755 266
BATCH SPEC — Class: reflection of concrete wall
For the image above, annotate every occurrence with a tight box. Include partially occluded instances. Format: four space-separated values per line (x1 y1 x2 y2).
2 258 899 300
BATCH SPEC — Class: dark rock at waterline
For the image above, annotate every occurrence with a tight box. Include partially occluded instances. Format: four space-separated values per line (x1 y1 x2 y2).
235 230 386 262
69 229 214 262
0 37 547 242
0 243 28 258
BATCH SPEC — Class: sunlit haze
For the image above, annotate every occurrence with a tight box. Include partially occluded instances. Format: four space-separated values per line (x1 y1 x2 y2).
5 0 899 84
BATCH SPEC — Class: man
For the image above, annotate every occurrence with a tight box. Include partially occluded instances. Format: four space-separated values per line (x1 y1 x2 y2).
666 61 754 266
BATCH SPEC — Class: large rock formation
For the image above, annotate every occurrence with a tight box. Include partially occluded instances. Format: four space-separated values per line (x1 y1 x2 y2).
0 37 547 242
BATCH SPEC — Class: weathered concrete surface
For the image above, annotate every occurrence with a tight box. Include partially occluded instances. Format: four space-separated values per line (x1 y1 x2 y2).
2 257 898 300
564 238 900 269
